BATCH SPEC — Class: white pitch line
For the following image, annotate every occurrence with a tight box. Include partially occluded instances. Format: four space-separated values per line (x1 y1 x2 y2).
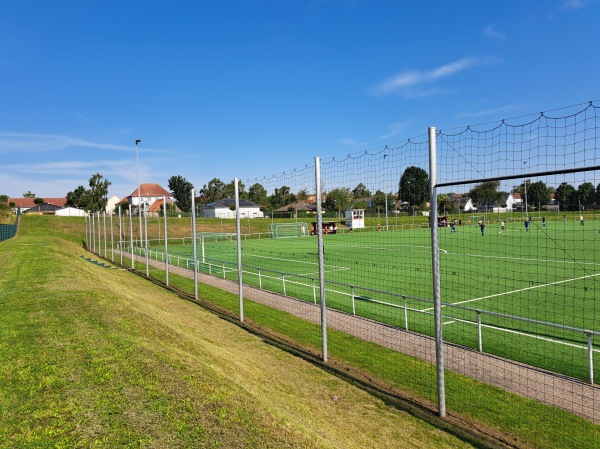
422 271 600 312
243 253 350 272
328 243 448 254
446 251 600 267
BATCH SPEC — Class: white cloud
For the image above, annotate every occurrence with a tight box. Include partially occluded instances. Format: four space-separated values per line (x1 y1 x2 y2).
562 0 586 10
380 121 411 139
453 104 526 120
0 131 133 154
483 25 505 39
372 57 499 96
335 137 366 147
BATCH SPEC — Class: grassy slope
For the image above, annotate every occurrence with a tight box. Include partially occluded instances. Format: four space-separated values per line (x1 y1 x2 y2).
91 213 600 448
0 215 475 448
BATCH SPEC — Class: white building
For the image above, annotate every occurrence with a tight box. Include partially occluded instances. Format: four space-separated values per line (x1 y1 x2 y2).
55 207 87 217
125 183 172 210
200 199 264 219
105 195 121 214
345 209 365 229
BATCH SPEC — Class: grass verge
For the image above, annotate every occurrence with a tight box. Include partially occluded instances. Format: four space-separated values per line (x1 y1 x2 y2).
0 215 481 448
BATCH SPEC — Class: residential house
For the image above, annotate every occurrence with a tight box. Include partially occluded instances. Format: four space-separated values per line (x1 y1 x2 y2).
105 195 121 214
478 193 519 213
453 196 476 212
274 200 316 216
125 183 172 211
546 193 559 211
22 203 63 214
511 193 523 210
9 197 67 213
146 198 180 217
200 198 264 219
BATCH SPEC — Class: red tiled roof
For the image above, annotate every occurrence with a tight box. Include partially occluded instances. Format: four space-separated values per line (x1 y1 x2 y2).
127 183 171 198
147 198 179 213
9 197 67 208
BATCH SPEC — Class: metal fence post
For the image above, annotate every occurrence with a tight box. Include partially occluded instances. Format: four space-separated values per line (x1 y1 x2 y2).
129 204 135 269
191 189 198 301
163 196 169 286
429 126 446 418
103 212 107 257
118 207 123 266
315 156 328 363
235 178 244 322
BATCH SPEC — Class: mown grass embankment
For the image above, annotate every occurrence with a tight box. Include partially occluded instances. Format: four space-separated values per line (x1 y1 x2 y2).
0 215 480 448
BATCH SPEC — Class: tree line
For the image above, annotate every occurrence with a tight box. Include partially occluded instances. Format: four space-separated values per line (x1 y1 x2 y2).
6 166 596 216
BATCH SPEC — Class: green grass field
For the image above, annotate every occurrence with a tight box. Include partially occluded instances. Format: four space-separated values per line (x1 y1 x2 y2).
8 215 597 448
145 217 600 381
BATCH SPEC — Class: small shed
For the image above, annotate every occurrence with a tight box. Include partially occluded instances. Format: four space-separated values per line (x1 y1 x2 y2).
345 209 364 229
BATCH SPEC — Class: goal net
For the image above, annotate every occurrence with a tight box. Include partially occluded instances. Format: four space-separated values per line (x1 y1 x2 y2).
196 232 236 243
269 222 307 238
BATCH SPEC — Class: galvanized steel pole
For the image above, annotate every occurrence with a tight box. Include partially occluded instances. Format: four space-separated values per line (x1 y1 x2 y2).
163 196 169 286
315 157 328 362
235 178 244 322
429 126 446 418
191 189 198 301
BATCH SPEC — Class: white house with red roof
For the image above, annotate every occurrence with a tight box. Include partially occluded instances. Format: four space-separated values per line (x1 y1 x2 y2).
125 183 173 211
146 197 180 217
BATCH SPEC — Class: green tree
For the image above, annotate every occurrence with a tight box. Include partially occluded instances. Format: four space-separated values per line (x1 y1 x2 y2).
296 189 308 201
84 173 111 213
248 183 268 206
224 179 245 199
437 194 453 213
0 195 8 203
371 190 394 213
527 181 550 209
555 182 576 210
199 178 226 203
469 181 501 205
34 197 45 206
23 191 35 198
577 182 595 208
324 187 351 213
65 185 88 208
352 183 371 199
398 166 429 206
269 186 295 209
168 175 194 212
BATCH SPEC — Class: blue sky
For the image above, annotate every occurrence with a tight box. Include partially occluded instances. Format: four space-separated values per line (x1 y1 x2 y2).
1 0 599 199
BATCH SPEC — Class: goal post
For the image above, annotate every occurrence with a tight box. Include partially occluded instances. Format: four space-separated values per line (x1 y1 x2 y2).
196 232 236 243
269 222 308 238
196 232 237 263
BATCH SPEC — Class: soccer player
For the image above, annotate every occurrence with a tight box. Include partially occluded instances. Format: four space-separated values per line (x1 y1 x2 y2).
524 220 529 231
479 220 485 236
580 215 584 225
542 216 546 227
501 221 505 231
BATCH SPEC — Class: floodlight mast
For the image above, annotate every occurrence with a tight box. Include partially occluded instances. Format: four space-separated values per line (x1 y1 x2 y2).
136 140 142 243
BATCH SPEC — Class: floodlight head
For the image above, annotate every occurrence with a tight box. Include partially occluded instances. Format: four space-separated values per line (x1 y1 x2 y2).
136 139 141 144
